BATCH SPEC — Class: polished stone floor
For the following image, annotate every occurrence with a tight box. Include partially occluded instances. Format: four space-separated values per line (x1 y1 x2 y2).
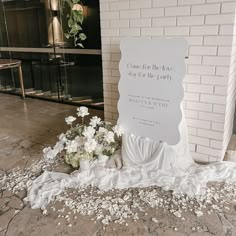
0 93 236 236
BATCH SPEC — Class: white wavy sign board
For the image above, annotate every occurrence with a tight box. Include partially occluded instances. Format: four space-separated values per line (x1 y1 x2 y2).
118 38 188 145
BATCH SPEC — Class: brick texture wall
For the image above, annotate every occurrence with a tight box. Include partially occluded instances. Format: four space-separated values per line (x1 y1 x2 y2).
223 17 236 159
99 0 236 163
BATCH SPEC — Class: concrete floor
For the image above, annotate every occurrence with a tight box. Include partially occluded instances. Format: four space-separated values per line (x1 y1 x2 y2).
0 93 236 236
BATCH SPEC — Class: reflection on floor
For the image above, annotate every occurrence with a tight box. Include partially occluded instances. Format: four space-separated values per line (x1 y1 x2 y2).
0 62 104 109
0 87 104 109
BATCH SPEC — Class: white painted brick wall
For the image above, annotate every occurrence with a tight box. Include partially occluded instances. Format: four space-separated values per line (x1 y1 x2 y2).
99 0 236 163
178 16 204 26
190 46 217 55
223 23 236 160
191 4 220 15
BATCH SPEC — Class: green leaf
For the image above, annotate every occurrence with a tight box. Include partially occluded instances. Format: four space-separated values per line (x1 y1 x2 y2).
68 18 73 27
77 43 84 48
74 24 79 30
77 14 84 24
77 24 82 31
63 0 73 8
72 11 83 23
79 33 87 41
64 33 70 39
70 24 79 34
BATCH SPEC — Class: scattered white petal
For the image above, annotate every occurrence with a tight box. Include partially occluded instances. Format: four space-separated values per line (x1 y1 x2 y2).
195 210 203 217
152 218 158 223
173 211 182 218
42 209 48 215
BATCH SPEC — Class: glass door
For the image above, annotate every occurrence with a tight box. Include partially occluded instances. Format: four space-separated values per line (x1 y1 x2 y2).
0 0 103 110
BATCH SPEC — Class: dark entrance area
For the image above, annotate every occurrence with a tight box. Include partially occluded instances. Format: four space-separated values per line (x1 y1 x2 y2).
0 0 103 110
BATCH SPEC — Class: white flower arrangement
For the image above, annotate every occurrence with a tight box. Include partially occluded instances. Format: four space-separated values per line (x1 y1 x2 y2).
43 106 124 169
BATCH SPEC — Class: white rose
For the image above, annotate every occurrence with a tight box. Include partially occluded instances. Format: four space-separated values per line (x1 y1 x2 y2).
72 3 83 11
84 139 97 153
66 140 78 153
65 116 76 125
82 126 95 139
112 125 124 137
89 116 102 128
77 106 89 118
104 131 115 144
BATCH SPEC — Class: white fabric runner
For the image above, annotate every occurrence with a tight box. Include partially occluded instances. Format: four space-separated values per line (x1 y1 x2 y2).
25 116 236 209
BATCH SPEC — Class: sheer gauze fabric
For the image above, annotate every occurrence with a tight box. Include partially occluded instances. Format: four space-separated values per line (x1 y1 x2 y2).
25 111 236 209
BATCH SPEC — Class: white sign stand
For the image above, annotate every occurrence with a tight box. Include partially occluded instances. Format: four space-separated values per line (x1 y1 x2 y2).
118 37 188 145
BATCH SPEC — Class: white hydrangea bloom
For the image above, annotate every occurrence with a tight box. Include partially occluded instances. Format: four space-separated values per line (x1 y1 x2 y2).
82 126 95 139
84 139 97 153
104 131 115 143
112 125 124 137
53 142 64 153
94 144 104 155
98 127 108 134
58 133 67 144
43 147 57 162
65 116 76 125
77 106 89 118
66 140 78 153
89 116 102 128
74 136 83 147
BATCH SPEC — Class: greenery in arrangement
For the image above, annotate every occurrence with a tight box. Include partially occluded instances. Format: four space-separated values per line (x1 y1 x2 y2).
61 0 87 47
43 107 124 169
